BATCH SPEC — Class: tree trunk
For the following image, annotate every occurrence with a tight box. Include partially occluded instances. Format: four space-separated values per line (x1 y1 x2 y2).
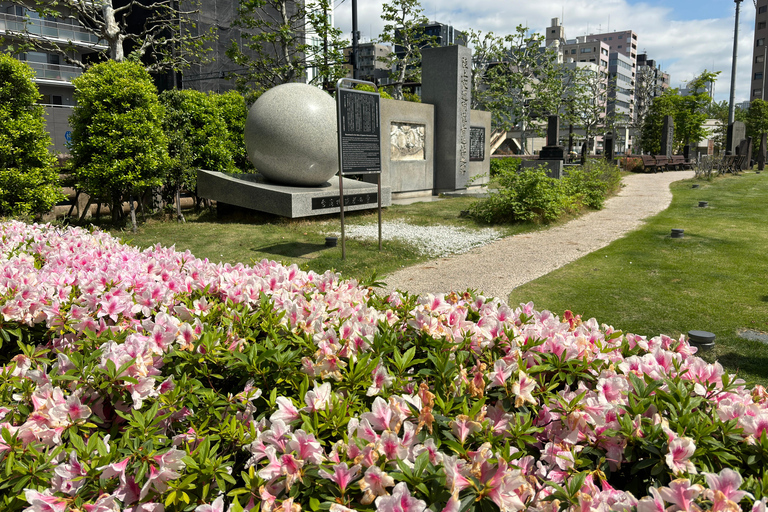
175 186 185 223
79 196 93 223
102 1 124 61
129 192 138 233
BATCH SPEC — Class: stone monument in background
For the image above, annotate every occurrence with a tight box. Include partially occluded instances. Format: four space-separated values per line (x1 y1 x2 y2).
521 115 565 178
422 45 473 193
727 121 746 155
759 134 766 171
197 83 391 218
604 132 614 161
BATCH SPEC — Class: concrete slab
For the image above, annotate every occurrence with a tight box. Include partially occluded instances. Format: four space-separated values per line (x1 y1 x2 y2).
197 170 391 218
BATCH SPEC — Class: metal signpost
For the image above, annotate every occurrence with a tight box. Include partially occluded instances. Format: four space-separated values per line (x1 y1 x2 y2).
336 78 382 260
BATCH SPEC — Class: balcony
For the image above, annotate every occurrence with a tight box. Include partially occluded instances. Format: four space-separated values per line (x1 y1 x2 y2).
25 61 82 84
0 12 106 49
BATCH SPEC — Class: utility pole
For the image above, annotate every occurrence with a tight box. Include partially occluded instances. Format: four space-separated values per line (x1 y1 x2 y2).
726 0 744 153
351 0 359 79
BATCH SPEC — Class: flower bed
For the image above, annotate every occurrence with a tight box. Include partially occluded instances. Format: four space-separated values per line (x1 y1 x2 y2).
1 220 767 512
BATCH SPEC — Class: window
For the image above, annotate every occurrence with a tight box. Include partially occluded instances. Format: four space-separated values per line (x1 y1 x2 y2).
760 5 768 13
756 72 764 80
551 29 556 34
609 37 613 40
590 58 596 62
618 45 623 49
758 38 766 46
760 22 767 29
581 47 592 53
571 49 576 54
757 54 765 63
754 88 762 96
601 48 609 56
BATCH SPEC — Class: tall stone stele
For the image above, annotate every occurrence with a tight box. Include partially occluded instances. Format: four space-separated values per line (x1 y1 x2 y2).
422 45 472 193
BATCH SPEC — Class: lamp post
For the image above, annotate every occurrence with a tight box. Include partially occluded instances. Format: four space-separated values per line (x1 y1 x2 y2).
726 0 744 153
351 0 359 80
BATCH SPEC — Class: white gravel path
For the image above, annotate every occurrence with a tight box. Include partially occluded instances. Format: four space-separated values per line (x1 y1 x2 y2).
383 171 695 299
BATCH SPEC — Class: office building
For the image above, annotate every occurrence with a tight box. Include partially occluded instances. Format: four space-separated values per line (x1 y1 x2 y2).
751 0 768 101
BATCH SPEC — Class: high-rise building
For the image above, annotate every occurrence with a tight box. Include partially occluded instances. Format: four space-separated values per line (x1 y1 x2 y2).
751 0 768 101
635 53 670 122
0 1 108 151
344 42 392 84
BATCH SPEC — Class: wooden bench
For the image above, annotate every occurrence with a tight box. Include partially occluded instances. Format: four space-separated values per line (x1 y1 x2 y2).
669 155 694 170
654 155 671 171
640 155 663 173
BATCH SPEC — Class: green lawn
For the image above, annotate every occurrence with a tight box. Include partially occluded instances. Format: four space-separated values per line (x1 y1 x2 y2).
113 197 540 283
508 172 768 386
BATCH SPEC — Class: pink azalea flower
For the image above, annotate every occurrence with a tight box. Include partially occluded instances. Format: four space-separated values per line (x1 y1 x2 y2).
195 496 225 512
360 466 396 505
367 364 394 397
271 397 300 424
450 414 482 444
665 437 697 475
23 489 68 512
304 382 332 413
704 468 751 504
658 479 704 512
82 494 120 512
487 359 515 389
441 493 460 512
361 397 393 432
375 482 426 512
319 462 361 493
511 371 537 407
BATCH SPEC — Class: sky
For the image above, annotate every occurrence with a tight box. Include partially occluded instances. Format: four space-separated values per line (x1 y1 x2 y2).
333 0 757 104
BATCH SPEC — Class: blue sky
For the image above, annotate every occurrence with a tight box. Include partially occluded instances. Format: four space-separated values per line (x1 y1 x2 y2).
334 0 756 104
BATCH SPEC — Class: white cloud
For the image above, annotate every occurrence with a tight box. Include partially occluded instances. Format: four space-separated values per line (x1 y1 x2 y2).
334 0 756 103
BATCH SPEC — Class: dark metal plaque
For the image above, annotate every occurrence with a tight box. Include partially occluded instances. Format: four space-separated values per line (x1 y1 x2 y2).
338 88 381 174
470 127 485 162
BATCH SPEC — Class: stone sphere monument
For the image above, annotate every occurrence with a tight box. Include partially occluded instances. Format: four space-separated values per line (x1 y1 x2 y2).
245 83 339 187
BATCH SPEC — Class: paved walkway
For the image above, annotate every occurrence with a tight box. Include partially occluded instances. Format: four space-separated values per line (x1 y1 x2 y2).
384 171 695 299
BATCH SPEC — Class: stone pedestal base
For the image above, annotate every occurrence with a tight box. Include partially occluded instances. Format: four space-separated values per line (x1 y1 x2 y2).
521 159 564 179
197 170 391 218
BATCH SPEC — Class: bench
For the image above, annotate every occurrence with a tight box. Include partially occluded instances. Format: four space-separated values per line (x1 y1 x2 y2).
640 155 663 173
654 155 672 171
669 155 694 171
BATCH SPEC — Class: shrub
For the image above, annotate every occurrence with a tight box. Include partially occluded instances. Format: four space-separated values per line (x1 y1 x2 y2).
470 160 622 224
2 220 768 512
209 90 252 171
0 53 62 217
562 159 622 210
623 156 644 173
69 60 167 223
490 157 521 177
468 166 574 223
160 89 235 197
353 83 393 99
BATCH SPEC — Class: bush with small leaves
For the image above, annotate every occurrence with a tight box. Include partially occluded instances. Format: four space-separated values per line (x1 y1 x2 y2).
0 53 62 217
69 60 168 221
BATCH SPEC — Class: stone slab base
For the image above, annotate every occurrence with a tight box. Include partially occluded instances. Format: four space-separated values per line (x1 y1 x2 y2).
521 159 564 179
197 170 391 218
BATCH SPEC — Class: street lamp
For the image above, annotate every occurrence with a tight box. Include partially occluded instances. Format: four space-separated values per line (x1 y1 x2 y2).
726 0 744 153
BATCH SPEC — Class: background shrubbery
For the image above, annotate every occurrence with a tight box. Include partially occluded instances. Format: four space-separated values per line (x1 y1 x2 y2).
0 53 63 217
468 159 622 224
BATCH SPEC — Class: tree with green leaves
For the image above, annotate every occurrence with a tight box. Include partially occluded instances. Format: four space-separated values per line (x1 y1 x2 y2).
227 0 346 92
674 70 719 147
209 90 252 171
467 29 515 131
640 71 718 154
160 89 236 222
377 0 435 101
70 60 168 231
564 66 609 154
0 53 62 217
13 1 213 73
745 99 768 149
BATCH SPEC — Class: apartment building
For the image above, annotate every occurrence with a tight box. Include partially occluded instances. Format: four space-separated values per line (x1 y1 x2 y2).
635 53 670 112
344 42 392 84
751 0 768 101
0 1 108 151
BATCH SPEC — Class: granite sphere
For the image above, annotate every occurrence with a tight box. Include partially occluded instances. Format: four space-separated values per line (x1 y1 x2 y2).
245 83 339 187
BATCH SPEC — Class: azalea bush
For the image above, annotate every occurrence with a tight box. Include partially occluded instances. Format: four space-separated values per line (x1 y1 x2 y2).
2 220 768 512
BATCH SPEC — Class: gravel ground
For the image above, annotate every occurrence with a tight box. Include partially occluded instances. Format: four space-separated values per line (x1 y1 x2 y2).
336 221 503 258
383 171 695 300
